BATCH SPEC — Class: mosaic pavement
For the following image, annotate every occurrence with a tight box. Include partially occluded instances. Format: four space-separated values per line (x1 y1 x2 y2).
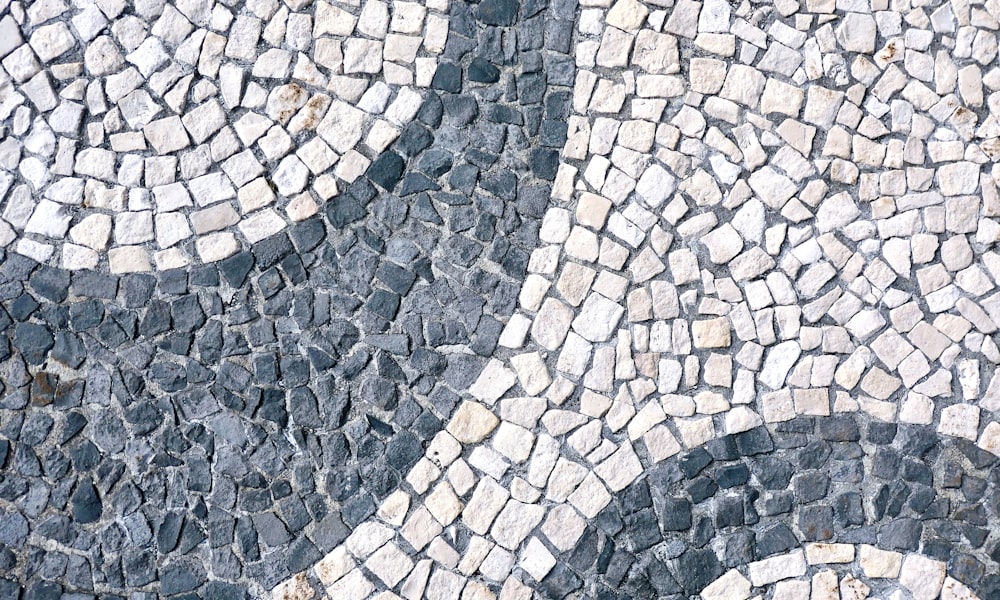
2 0 1000 597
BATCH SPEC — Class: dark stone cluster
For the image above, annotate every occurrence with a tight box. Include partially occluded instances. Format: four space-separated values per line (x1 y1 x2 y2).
513 416 1000 599
0 0 578 595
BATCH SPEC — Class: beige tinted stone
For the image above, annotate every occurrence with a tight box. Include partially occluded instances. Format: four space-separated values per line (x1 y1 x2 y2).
859 544 902 578
425 482 463 526
805 543 855 564
273 573 315 600
690 57 727 93
447 401 500 443
692 317 731 348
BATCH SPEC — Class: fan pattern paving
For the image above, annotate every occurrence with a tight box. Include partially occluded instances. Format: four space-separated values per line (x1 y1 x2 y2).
2 0 1000 598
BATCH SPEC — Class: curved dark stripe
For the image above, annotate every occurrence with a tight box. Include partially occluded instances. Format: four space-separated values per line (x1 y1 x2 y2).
0 0 572 596
519 418 1000 599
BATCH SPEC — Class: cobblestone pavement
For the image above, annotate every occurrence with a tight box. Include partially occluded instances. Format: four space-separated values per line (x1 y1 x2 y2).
1 0 1000 598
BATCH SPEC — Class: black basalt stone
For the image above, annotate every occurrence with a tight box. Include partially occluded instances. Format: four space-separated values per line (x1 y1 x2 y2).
449 164 479 195
30 265 70 303
71 270 118 299
159 560 207 595
383 423 420 469
24 580 61 600
715 464 750 488
952 554 986 589
621 480 652 515
396 122 433 157
469 57 500 83
868 421 897 444
754 457 793 490
367 151 405 191
715 496 744 529
817 416 860 441
871 447 901 479
9 294 39 321
70 479 101 524
481 170 517 200
253 512 291 548
416 93 443 128
674 548 722 595
625 509 660 552
285 536 322 573
253 234 295 270
366 290 400 320
418 151 453 179
399 173 441 196
13 322 53 365
478 0 518 25
541 563 582 597
431 62 462 93
324 200 366 235
735 427 774 455
220 252 255 287
798 440 831 469
902 459 933 486
799 505 835 541
834 492 865 526
0 510 29 548
204 582 247 600
679 448 713 478
879 518 921 550
120 274 156 308
68 298 103 330
755 523 798 557
604 550 634 586
443 95 479 126
171 296 205 333
124 550 156 587
793 472 830 503
659 497 692 532
647 560 681 595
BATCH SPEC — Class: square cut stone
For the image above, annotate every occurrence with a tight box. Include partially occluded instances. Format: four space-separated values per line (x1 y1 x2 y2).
577 192 612 229
692 317 731 348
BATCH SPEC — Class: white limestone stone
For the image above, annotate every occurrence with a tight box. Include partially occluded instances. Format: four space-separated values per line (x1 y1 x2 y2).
195 232 240 262
108 246 151 274
593 442 643 492
572 293 625 342
702 569 751 600
938 403 980 440
490 501 546 551
899 554 947 600
748 550 807 586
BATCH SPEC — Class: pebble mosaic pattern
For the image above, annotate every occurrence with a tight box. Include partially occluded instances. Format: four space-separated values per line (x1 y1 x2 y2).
2 0 1000 598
